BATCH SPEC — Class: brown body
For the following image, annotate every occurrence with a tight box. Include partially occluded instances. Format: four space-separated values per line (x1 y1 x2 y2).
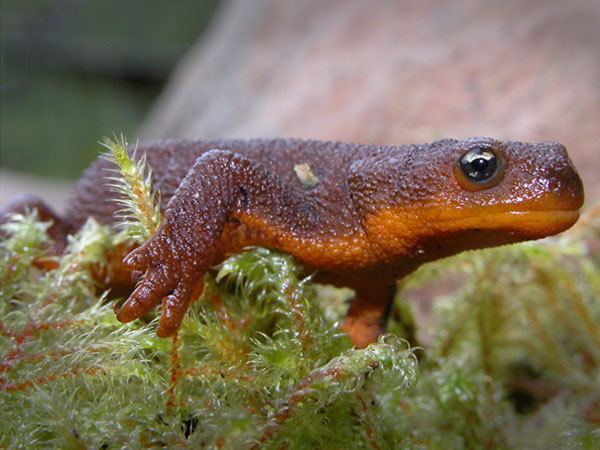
3 138 584 346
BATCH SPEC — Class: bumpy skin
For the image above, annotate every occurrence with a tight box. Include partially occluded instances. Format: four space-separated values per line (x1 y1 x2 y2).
3 138 585 346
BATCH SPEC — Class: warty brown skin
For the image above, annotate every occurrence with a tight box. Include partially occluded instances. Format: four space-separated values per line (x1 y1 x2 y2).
2 137 585 347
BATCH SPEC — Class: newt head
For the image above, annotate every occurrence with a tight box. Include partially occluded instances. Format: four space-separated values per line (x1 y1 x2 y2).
361 137 585 264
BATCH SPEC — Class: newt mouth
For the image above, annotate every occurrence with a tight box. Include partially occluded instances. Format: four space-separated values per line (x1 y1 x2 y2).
436 208 581 239
363 203 582 259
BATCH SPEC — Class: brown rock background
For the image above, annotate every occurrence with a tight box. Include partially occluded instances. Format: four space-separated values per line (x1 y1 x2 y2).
142 0 600 204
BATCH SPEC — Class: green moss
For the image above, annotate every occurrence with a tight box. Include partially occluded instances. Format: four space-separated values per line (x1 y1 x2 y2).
101 135 161 243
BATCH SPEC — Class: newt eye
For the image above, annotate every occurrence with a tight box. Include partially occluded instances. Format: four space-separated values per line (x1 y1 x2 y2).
454 146 505 191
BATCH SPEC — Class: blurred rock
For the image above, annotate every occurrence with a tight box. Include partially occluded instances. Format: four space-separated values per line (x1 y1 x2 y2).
142 0 600 203
0 170 70 211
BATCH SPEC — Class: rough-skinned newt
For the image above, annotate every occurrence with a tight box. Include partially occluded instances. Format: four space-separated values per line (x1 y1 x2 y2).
2 137 585 347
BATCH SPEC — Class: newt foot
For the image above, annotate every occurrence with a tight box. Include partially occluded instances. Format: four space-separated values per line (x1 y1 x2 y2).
116 226 204 337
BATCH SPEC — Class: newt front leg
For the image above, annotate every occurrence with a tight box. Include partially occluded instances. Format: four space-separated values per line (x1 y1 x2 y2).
116 149 312 337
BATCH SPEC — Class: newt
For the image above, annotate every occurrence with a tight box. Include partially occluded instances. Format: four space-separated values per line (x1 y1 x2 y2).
2 137 584 347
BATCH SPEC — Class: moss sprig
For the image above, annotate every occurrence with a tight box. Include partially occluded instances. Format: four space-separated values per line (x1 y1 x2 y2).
100 135 161 243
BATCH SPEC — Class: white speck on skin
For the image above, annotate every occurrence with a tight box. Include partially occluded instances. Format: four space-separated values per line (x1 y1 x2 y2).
294 163 320 188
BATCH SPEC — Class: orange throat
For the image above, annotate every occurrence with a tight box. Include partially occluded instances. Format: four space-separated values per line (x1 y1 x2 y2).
363 205 581 261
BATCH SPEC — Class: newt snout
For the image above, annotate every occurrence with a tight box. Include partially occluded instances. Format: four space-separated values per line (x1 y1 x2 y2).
531 142 584 212
496 141 584 239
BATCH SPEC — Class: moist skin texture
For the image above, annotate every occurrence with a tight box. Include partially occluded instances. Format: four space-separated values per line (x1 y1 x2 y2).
2 137 585 347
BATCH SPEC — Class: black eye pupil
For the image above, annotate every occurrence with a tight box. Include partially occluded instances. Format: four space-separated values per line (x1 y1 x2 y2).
470 157 489 172
459 147 498 182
